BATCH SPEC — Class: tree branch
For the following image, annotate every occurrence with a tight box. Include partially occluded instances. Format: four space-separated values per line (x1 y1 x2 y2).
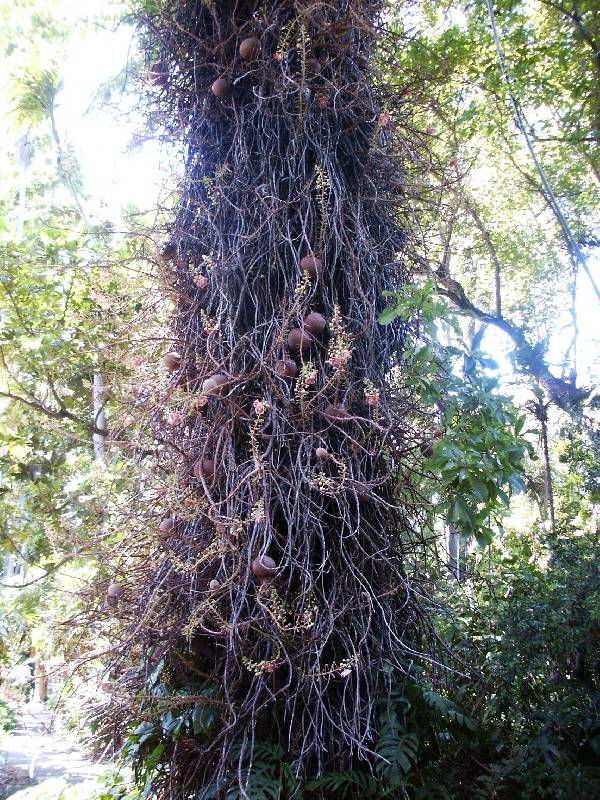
0 389 106 436
424 270 591 412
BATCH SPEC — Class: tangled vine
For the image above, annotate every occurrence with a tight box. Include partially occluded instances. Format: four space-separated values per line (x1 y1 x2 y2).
100 0 441 795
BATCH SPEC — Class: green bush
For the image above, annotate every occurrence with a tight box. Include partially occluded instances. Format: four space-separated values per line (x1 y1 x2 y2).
0 697 17 733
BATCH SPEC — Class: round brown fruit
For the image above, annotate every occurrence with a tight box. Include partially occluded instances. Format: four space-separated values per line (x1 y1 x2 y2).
148 61 167 85
209 579 220 592
306 58 321 74
202 374 229 396
274 359 298 379
239 36 260 61
160 243 176 262
315 447 329 461
420 440 434 458
158 517 175 537
299 255 323 278
323 403 351 422
348 481 369 503
252 555 278 579
107 582 122 599
288 328 312 352
194 458 215 480
303 312 327 336
211 77 231 97
163 351 182 372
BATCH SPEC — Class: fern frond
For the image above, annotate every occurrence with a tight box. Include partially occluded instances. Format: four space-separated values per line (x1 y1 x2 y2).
305 770 384 798
422 690 477 732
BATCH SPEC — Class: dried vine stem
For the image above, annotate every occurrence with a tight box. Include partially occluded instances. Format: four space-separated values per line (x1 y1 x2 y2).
99 0 441 794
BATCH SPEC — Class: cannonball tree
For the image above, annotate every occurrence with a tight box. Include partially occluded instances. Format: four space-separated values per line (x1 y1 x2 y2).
104 1 440 796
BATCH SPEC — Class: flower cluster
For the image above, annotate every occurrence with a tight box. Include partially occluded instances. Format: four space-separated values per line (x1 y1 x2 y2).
242 655 279 676
253 398 268 416
250 497 265 523
200 309 217 335
363 379 380 407
326 305 353 373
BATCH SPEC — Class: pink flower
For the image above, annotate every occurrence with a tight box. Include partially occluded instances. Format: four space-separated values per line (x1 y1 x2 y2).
273 52 282 62
132 355 144 367
194 274 209 289
253 399 266 416
167 410 183 426
328 350 352 369
378 113 391 127
305 370 318 385
205 325 216 335
263 662 277 673
365 392 380 407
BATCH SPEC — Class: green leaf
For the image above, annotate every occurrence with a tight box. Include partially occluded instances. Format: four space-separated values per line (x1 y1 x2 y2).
378 305 400 325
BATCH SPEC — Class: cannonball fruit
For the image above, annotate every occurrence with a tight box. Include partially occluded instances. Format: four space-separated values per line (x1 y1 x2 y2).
303 312 327 336
288 328 312 352
323 403 351 422
107 582 122 599
202 374 228 396
315 447 330 461
209 579 220 592
239 36 260 61
300 255 323 278
148 61 167 85
348 482 370 503
158 517 175 538
274 359 298 379
160 243 176 262
211 77 231 97
193 458 215 480
306 58 321 74
252 555 278 579
163 351 182 372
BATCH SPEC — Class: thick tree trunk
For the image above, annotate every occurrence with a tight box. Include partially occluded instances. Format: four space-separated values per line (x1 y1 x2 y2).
110 2 435 794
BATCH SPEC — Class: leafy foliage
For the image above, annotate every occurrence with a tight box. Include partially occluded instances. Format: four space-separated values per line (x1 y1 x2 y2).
0 696 16 732
381 281 534 544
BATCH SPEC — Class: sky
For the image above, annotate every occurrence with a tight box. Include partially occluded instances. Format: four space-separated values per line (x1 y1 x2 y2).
58 21 165 220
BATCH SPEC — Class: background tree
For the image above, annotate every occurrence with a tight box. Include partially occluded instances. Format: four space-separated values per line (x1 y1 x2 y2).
386 0 599 413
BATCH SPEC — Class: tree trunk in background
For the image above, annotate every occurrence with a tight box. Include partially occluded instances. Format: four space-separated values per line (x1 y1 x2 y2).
448 524 466 581
92 370 106 461
34 658 48 703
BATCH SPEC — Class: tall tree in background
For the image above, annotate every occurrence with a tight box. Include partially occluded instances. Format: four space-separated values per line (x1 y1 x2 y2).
106 0 440 795
388 0 599 414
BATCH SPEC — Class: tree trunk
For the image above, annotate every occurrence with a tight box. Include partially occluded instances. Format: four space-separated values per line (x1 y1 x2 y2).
110 1 435 793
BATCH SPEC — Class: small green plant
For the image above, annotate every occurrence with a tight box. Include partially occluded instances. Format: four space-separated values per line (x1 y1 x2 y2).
0 696 17 733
